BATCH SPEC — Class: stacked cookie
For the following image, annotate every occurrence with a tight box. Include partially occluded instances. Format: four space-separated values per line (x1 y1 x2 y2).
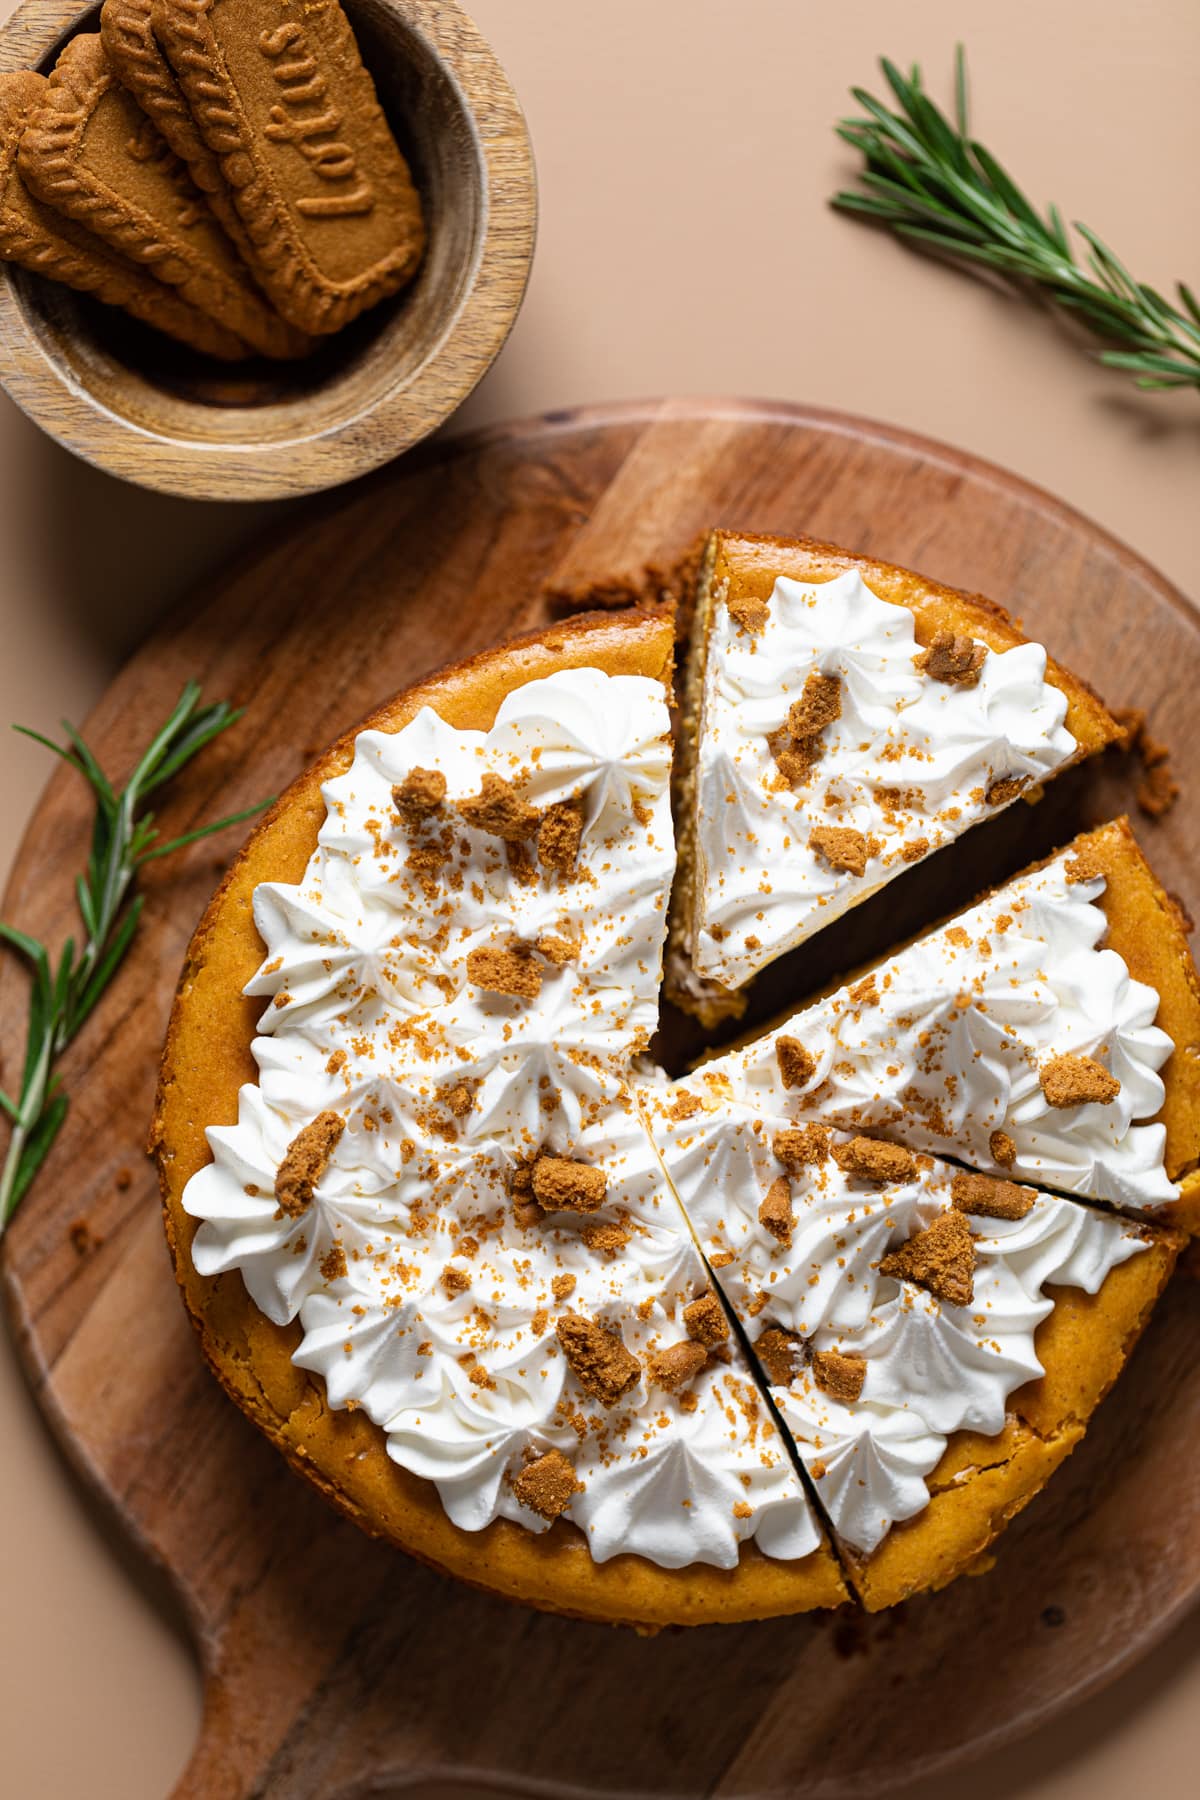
0 0 425 361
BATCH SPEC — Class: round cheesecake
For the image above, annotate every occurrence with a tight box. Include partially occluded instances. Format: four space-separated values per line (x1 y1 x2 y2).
155 552 1197 1629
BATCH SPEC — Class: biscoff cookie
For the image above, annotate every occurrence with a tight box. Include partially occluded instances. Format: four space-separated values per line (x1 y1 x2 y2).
152 0 426 334
18 34 312 360
0 67 250 360
99 0 257 264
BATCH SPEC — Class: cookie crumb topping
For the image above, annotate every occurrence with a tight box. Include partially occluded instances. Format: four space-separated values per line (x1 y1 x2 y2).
951 1171 1036 1221
759 1176 794 1245
275 1112 344 1217
683 1291 729 1346
467 944 543 998
556 1311 641 1404
532 1154 607 1212
809 824 872 877
754 1326 804 1387
727 593 770 634
918 631 987 687
989 1128 1017 1168
787 671 842 741
811 1349 866 1404
458 772 539 841
773 1123 831 1169
538 799 585 872
880 1210 976 1307
1039 1053 1121 1108
391 767 446 822
512 1448 582 1521
775 1035 816 1089
832 1136 917 1184
648 1340 708 1392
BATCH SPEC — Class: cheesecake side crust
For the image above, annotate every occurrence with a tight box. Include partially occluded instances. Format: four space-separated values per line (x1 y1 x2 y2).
152 607 849 1628
845 1226 1181 1611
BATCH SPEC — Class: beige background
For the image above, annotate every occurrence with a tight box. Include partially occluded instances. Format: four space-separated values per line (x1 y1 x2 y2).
1 1 1198 1795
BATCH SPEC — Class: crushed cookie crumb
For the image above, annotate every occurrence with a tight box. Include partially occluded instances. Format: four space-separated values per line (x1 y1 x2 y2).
392 767 446 822
536 931 576 966
754 1326 803 1387
457 772 539 841
1040 1053 1121 1108
325 1048 347 1075
989 1128 1018 1168
809 824 872 878
532 1154 607 1212
775 1035 816 1090
811 1349 866 1404
880 1211 975 1306
900 837 930 864
769 727 821 788
728 592 770 634
648 1340 708 1393
552 1273 576 1302
445 1082 475 1118
951 1171 1036 1221
442 1265 471 1295
773 1123 831 1170
538 799 584 872
710 1250 735 1269
733 1500 754 1520
512 1448 582 1521
275 1112 345 1217
1065 845 1105 884
556 1311 640 1404
832 1136 917 1184
683 1292 729 1347
319 1243 347 1282
917 631 987 687
583 1220 632 1253
986 775 1026 806
759 1176 794 1245
667 1090 703 1122
467 944 542 998
787 671 842 741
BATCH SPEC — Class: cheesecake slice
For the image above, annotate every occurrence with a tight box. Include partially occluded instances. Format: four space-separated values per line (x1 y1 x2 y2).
667 531 1121 1023
641 1087 1181 1610
672 818 1200 1233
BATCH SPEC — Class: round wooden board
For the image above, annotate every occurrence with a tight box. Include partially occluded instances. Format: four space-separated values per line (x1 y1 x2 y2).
2 399 1198 1800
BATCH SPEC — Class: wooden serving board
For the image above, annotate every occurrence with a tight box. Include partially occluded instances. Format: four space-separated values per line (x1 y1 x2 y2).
3 399 1199 1800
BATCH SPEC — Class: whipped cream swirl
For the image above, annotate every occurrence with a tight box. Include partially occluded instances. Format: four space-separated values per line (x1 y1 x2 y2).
692 570 1076 988
184 669 819 1570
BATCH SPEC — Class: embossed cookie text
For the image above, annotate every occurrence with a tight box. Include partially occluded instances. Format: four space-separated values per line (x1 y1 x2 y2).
259 22 375 217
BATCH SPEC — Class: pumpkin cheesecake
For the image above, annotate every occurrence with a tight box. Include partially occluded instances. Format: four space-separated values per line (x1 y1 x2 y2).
667 530 1121 1024
154 574 1191 1626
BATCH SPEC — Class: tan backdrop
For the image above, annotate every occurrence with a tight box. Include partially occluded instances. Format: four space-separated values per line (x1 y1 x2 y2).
0 1 1197 1795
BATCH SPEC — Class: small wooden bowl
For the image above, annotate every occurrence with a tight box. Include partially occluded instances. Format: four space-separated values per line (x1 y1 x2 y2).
0 0 537 500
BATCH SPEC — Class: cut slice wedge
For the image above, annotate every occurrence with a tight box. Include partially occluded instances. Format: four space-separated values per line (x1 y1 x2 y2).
667 530 1121 1023
641 1098 1182 1610
672 819 1200 1232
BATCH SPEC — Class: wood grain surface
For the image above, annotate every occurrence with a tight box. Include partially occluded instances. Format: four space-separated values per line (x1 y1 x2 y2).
2 399 1198 1800
0 0 537 499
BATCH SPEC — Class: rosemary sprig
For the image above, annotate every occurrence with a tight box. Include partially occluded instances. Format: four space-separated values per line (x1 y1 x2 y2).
832 48 1200 391
0 682 271 1236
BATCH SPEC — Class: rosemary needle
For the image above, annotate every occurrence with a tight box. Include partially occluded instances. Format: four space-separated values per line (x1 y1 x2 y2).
0 681 272 1234
832 48 1200 391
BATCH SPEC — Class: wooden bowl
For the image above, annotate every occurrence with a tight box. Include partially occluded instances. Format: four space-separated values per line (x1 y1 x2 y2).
0 0 537 500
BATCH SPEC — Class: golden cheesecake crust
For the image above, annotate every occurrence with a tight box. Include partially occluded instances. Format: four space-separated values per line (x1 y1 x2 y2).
152 608 849 1629
666 529 1122 1023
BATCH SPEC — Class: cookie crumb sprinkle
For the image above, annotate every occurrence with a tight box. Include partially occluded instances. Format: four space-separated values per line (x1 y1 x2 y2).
512 1448 582 1521
880 1211 976 1307
275 1112 344 1217
951 1171 1036 1221
1039 1054 1121 1108
811 1350 866 1404
556 1311 640 1404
